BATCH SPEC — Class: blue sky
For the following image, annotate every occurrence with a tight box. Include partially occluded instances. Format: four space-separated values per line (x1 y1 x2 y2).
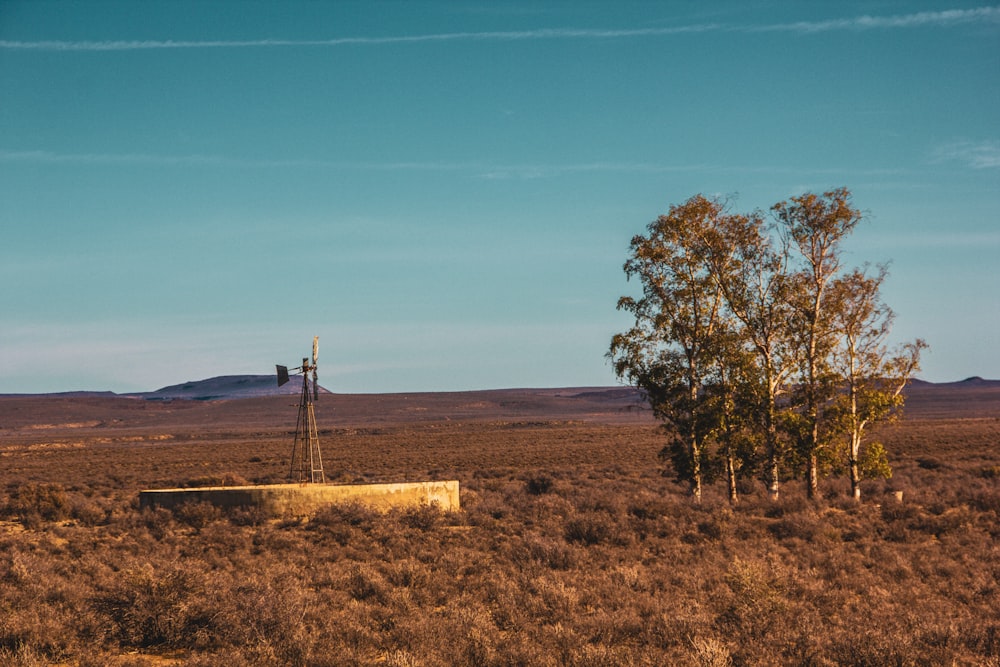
1 1 998 393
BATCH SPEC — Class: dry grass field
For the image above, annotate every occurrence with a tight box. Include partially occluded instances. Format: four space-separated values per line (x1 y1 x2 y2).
0 382 997 666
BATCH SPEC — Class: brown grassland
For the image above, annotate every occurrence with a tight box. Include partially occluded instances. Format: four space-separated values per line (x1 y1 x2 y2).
0 383 998 666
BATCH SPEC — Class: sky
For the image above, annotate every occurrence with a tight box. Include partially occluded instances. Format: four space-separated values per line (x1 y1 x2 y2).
1 1 998 394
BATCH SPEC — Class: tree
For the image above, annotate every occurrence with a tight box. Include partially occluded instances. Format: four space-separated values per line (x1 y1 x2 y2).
773 188 862 499
703 323 760 504
704 210 797 500
609 195 732 502
828 265 926 500
613 188 923 503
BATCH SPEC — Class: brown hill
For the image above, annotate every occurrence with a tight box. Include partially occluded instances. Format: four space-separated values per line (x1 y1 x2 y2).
0 379 995 438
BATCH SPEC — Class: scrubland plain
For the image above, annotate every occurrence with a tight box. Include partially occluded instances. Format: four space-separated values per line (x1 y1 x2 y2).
0 382 997 666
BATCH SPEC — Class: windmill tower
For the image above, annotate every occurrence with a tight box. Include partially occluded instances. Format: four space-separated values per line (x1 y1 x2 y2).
276 336 325 484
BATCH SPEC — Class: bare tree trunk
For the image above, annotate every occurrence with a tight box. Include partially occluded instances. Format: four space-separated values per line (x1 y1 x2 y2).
806 416 820 499
688 374 702 504
765 389 780 500
807 452 819 500
727 454 738 504
766 429 780 499
848 382 862 501
849 429 862 501
806 320 821 501
691 437 702 504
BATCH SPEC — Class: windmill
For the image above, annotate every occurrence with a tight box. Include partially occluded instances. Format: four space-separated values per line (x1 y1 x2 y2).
276 336 325 484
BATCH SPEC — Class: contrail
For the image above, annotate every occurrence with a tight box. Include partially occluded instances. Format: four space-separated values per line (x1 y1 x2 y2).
0 149 913 179
751 6 1000 32
1 7 997 51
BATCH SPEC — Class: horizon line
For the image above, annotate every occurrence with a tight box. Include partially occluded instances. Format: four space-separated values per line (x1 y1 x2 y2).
0 374 993 398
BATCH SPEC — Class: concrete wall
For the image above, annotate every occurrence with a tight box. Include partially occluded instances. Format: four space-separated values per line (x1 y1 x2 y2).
139 480 460 516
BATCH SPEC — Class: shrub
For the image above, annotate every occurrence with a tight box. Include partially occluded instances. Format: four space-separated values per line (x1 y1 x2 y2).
174 501 222 531
94 566 214 649
564 514 623 546
227 504 268 527
717 557 788 644
348 564 389 603
185 473 249 488
524 534 577 570
399 504 442 532
6 483 69 526
525 474 554 495
312 501 380 528
762 494 811 518
767 514 819 541
0 645 47 667
689 636 733 667
70 497 107 526
917 456 943 470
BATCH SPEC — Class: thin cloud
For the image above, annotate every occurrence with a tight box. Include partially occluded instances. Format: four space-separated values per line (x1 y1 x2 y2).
0 149 469 171
752 6 1000 33
0 149 263 167
2 7 997 51
863 230 1000 248
932 140 1000 169
0 28 718 51
0 148 913 180
0 149 690 175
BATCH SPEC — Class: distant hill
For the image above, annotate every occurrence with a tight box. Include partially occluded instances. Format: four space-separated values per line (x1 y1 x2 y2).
1 378 997 429
130 375 325 401
2 377 997 421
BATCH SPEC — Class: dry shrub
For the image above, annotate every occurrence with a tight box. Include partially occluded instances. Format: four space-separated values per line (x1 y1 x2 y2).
69 496 108 526
384 650 423 667
93 563 215 649
5 483 69 527
762 493 811 518
398 503 442 531
183 472 250 488
564 513 618 546
219 574 316 666
917 456 944 470
717 557 788 648
827 625 915 666
226 503 268 527
696 518 725 541
307 501 380 546
0 646 47 667
571 642 638 667
174 501 222 531
348 563 390 603
766 513 820 541
525 473 555 495
523 533 577 570
689 636 733 667
968 489 1000 516
136 506 176 540
312 500 380 527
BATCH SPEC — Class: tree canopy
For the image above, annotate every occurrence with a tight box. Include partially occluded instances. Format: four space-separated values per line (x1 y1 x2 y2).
610 189 924 502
